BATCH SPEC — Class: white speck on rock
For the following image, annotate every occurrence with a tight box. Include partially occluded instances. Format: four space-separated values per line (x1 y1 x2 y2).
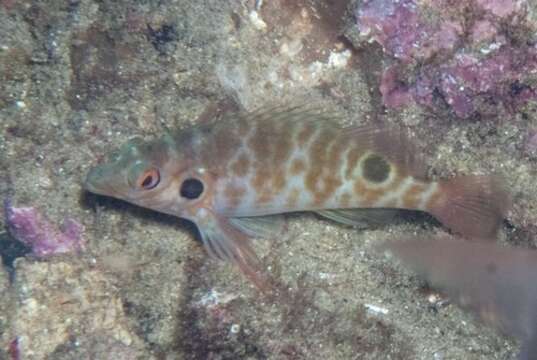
328 50 352 68
230 324 241 334
249 11 267 31
365 303 389 315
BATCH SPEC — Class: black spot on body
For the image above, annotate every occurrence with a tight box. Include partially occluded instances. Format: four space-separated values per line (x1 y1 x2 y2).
180 178 204 199
362 154 390 183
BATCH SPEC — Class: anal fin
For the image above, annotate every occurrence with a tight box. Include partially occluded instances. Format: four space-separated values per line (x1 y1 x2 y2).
228 215 285 239
315 208 402 228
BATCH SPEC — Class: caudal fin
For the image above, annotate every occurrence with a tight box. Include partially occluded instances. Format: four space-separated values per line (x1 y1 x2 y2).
429 175 510 239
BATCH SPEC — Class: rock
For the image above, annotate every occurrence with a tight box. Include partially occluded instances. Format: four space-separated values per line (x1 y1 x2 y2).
10 259 151 359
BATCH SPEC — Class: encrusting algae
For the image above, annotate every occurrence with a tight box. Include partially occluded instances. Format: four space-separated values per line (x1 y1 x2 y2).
85 106 509 289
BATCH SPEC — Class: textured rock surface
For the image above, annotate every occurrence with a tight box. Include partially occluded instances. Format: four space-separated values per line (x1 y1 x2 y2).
0 259 11 360
11 259 150 359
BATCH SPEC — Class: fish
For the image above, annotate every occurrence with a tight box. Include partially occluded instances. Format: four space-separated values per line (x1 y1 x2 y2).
382 236 537 360
84 106 509 288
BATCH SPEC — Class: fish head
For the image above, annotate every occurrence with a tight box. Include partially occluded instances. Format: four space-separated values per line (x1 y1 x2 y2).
85 133 205 217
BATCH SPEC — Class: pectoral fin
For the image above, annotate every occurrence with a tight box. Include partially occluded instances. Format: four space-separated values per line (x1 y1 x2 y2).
196 211 271 291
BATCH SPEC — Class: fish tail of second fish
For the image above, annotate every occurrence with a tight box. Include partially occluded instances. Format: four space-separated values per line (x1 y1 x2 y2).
427 175 510 239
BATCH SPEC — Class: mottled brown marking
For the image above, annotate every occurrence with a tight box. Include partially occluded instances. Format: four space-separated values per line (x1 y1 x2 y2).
248 120 291 200
290 158 306 175
224 184 246 209
236 116 250 137
231 153 250 177
268 121 293 193
354 170 404 207
425 186 444 212
315 176 342 206
345 147 364 180
286 188 300 208
362 154 390 183
402 181 428 209
316 131 349 205
354 180 385 206
297 122 316 146
251 165 271 191
339 192 351 208
381 199 398 208
257 189 274 204
212 126 240 166
304 127 349 206
273 122 293 163
272 168 287 192
305 129 333 199
248 121 273 163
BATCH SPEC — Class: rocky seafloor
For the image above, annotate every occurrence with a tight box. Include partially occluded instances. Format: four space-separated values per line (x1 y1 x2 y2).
1 0 537 359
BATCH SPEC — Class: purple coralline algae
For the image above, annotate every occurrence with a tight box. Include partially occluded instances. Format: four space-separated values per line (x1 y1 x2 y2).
4 200 85 258
355 0 537 119
8 337 19 360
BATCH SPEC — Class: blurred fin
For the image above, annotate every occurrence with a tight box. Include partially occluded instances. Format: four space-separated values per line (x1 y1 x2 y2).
382 236 537 356
519 335 537 360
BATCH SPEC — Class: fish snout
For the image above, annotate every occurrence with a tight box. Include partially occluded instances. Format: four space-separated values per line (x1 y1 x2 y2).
84 165 116 196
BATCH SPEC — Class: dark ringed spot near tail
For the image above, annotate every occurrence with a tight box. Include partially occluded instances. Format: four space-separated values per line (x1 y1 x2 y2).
180 178 204 199
362 154 390 183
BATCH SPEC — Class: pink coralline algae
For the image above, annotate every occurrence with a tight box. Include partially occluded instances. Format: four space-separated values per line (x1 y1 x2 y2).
525 129 537 156
357 0 462 63
355 0 537 119
4 200 85 258
8 337 19 360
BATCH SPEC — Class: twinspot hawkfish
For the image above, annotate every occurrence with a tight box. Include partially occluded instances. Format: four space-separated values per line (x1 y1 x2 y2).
85 106 509 288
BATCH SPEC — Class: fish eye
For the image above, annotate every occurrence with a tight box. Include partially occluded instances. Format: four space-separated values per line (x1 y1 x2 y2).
137 168 160 190
180 178 204 199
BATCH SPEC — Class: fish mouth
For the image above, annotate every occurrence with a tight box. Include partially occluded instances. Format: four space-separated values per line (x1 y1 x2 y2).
84 167 104 195
84 165 118 197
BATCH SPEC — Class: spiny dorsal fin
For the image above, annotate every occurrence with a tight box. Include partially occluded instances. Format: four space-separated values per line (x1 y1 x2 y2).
238 103 343 127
